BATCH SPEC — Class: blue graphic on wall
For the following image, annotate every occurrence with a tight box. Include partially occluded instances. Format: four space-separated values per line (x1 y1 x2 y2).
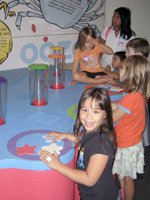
5 0 105 37
0 0 105 69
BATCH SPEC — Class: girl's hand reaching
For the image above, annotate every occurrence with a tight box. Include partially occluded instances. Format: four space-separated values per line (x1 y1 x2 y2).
105 65 111 72
71 79 77 86
45 131 66 142
40 150 62 170
45 131 76 143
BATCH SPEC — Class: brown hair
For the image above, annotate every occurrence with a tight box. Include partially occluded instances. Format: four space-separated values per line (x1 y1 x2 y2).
75 26 96 50
74 88 116 144
126 38 150 58
122 55 150 98
114 7 135 39
114 51 126 61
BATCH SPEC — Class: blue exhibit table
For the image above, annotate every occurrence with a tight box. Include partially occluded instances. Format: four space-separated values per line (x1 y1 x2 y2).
0 68 123 200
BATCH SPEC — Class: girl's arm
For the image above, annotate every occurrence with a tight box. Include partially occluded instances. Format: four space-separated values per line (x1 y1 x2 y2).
40 150 108 187
105 65 111 71
112 106 126 123
71 59 79 85
111 102 118 111
72 60 79 76
104 70 119 79
99 43 113 55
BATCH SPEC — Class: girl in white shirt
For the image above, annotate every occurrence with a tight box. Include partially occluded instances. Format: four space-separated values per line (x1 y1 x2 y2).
100 7 136 69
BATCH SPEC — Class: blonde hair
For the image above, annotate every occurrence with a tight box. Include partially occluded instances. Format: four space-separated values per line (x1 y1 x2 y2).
122 55 150 98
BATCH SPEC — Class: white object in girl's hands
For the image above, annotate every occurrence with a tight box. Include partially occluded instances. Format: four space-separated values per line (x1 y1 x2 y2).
42 143 63 155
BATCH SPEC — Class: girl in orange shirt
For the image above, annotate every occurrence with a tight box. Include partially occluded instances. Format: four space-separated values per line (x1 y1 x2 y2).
112 55 150 200
71 26 113 85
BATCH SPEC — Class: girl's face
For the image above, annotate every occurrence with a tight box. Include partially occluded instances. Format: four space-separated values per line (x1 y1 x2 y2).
112 55 122 68
119 64 126 82
84 35 94 50
80 97 106 132
112 11 121 28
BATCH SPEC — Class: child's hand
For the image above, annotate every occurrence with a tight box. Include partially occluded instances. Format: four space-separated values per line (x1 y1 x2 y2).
45 131 66 142
71 79 77 86
39 150 62 170
105 65 111 72
102 67 108 74
97 75 113 83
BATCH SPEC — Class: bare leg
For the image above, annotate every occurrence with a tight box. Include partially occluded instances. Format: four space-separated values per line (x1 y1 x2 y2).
73 72 111 84
119 179 125 200
124 176 135 200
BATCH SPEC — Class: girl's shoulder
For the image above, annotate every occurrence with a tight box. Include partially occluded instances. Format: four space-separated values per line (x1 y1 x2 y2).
94 39 100 46
86 133 115 154
121 92 145 106
82 132 110 145
75 47 80 52
121 34 136 41
75 48 82 55
123 92 143 98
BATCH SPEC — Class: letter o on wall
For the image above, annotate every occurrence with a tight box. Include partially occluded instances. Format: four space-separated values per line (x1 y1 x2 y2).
21 44 38 64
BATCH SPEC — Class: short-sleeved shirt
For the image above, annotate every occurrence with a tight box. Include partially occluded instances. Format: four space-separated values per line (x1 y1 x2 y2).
76 132 118 200
115 92 146 148
74 41 106 73
100 26 135 67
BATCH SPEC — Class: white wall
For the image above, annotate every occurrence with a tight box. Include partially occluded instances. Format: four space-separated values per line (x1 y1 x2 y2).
0 0 150 71
105 0 150 60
